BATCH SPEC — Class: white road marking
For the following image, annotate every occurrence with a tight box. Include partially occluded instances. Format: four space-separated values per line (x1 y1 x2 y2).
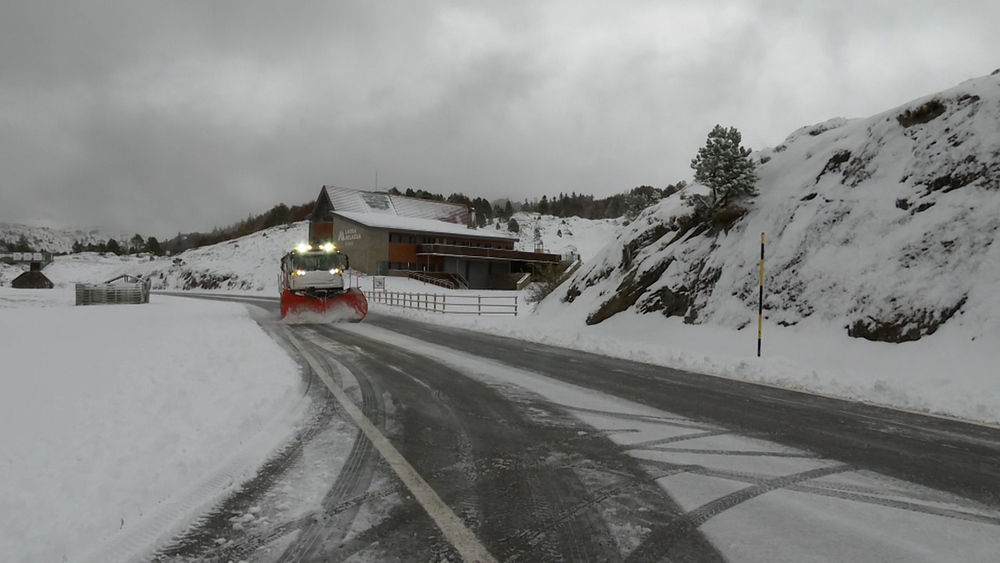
282 326 497 563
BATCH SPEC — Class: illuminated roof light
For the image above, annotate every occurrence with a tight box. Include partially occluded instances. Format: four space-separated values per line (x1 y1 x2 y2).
322 243 334 252
296 243 311 253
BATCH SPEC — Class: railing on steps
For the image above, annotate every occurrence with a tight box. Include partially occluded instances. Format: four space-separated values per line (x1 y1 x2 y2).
408 272 457 289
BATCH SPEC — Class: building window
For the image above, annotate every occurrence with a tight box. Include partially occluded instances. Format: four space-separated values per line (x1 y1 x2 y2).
390 234 401 243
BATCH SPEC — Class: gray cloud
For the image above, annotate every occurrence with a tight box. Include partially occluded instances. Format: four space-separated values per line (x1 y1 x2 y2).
2 1 998 236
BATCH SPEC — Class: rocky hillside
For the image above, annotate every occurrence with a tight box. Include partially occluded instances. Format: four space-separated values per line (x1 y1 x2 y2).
548 71 1000 343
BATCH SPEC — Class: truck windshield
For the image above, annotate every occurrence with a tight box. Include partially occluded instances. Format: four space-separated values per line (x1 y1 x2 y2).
292 253 344 271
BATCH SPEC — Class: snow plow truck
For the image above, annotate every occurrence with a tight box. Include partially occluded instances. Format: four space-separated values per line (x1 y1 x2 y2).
279 242 368 322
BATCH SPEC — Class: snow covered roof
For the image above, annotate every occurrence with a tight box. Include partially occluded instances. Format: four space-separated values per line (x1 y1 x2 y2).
388 194 468 223
333 211 518 241
321 186 470 224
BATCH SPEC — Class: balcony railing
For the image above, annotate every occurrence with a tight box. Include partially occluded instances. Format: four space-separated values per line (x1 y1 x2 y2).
415 244 560 263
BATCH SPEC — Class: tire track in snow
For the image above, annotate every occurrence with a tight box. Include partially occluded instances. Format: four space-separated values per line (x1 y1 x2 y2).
276 328 384 562
626 464 853 562
637 458 1000 536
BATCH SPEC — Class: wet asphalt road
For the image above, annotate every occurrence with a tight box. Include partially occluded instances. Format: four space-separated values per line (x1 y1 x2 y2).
151 296 1000 561
362 313 1000 510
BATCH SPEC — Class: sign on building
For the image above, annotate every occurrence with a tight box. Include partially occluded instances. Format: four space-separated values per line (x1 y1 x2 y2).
338 228 362 245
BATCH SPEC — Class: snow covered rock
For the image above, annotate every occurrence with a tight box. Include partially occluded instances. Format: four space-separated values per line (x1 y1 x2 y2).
551 72 1000 343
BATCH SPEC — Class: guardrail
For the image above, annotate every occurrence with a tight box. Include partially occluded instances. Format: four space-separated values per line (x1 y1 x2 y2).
368 290 518 316
75 281 151 305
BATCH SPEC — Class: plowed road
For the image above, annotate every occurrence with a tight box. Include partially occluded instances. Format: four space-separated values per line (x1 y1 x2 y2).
153 296 1000 562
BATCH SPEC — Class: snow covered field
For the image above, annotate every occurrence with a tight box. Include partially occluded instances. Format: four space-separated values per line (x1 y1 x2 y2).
0 289 308 562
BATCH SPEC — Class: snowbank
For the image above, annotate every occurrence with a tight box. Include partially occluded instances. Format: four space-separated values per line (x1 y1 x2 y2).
0 289 307 562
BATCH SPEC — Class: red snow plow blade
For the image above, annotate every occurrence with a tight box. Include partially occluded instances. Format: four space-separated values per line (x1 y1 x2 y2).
280 287 368 323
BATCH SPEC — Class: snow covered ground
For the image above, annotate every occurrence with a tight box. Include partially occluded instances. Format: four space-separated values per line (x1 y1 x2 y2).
0 289 308 563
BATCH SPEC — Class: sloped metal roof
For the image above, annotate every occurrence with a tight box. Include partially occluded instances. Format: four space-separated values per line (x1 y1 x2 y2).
333 211 517 241
389 195 469 223
320 186 470 225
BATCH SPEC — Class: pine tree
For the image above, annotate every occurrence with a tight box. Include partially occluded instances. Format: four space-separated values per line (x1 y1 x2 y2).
130 234 145 254
146 236 162 256
690 125 758 210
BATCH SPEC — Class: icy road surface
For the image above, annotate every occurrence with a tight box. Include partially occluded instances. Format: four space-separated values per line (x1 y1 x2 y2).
154 297 1000 562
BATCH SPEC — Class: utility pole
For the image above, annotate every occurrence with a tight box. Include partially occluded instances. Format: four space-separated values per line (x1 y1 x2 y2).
758 232 764 357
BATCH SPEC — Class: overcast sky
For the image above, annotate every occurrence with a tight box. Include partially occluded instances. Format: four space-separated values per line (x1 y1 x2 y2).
2 1 998 237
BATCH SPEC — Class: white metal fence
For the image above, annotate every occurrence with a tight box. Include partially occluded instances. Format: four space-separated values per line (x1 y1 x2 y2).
368 290 518 316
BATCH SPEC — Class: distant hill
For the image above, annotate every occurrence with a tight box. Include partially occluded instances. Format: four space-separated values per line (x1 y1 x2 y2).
0 223 125 254
484 212 622 263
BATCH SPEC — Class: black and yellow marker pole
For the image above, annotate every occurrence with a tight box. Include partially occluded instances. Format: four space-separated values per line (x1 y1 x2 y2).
758 232 764 357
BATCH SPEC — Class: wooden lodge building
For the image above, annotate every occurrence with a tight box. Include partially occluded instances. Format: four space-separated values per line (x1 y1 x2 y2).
308 186 560 290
